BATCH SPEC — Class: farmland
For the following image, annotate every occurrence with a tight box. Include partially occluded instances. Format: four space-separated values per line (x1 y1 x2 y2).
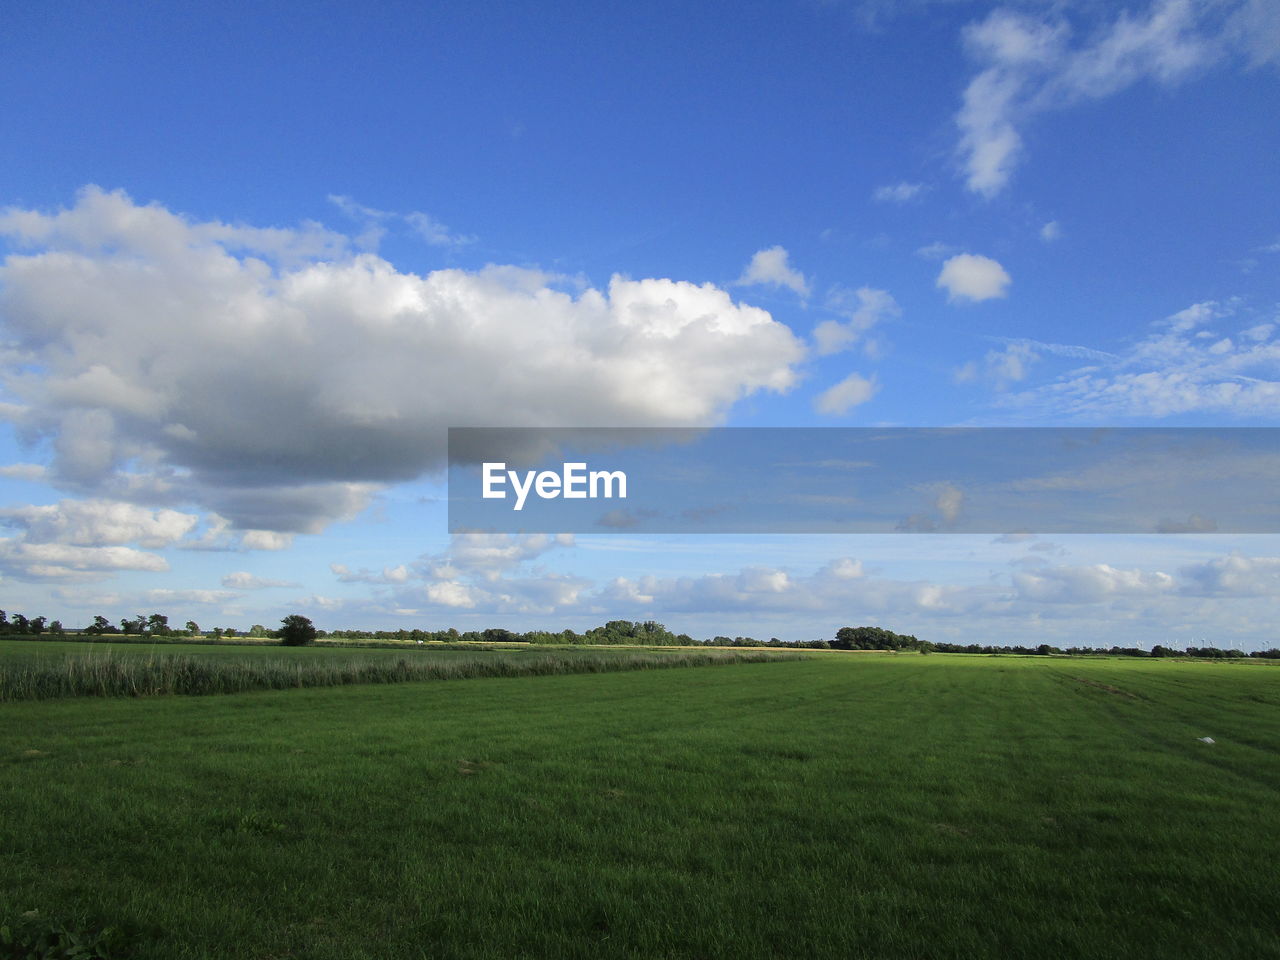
1 650 1277 959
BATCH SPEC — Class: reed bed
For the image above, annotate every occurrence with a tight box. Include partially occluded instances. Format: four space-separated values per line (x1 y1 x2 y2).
0 649 791 701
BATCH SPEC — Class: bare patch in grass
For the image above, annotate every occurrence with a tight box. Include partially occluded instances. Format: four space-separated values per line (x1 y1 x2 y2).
1071 676 1141 700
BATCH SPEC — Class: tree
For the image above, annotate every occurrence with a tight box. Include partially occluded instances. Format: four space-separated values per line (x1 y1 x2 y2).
185 620 200 637
147 613 170 636
49 620 64 636
279 614 317 647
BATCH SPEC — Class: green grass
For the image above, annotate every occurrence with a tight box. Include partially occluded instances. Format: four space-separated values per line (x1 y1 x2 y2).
0 637 623 658
1 654 1277 959
0 641 784 701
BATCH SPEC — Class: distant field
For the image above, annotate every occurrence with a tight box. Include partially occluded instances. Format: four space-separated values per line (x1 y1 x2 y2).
1 654 1277 959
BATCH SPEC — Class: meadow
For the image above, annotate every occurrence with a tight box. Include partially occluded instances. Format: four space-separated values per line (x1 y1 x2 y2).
1 650 1277 959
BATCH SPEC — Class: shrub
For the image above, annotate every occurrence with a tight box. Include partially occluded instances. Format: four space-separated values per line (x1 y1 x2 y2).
1 913 128 959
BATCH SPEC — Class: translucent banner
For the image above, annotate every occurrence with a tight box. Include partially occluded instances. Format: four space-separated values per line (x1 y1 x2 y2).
447 427 1280 534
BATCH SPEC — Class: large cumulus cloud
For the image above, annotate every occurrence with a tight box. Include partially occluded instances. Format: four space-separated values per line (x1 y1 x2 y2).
0 187 805 533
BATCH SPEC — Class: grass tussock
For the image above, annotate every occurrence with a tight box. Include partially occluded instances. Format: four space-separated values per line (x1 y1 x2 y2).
0 649 792 702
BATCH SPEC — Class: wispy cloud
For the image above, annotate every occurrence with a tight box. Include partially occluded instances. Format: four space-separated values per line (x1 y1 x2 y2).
994 298 1280 418
812 286 899 355
872 181 928 203
329 194 476 248
953 1 1271 196
814 372 879 416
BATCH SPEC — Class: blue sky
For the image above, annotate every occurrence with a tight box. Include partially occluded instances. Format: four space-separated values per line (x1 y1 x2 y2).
2 0 1279 647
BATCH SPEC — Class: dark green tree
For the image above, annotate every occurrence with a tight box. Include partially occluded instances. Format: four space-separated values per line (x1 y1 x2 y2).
279 614 317 647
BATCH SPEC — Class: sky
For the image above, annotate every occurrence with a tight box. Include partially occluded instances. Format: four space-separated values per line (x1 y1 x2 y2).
2 0 1279 647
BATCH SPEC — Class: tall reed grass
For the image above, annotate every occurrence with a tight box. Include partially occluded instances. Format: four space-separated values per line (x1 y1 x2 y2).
0 650 792 701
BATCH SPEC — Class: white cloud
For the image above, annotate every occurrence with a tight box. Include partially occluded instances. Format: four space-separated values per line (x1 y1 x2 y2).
329 195 476 249
330 562 411 584
1 499 198 547
239 530 295 551
296 594 347 612
736 245 811 297
1013 563 1175 604
1180 553 1280 596
596 559 981 618
388 540 585 615
321 534 581 616
997 299 1280 418
956 61 1030 198
403 211 477 247
955 2 1222 196
872 181 927 203
0 188 804 534
0 540 168 581
287 530 1280 648
814 372 879 416
1226 0 1280 67
989 337 1118 363
0 498 204 582
221 571 302 589
0 463 47 481
425 581 478 608
821 557 865 580
143 588 241 605
915 241 959 261
812 286 900 355
1040 220 1062 242
419 532 575 581
976 342 1038 386
936 254 1011 302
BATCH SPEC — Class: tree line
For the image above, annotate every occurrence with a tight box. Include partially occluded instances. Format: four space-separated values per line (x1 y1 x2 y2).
3 609 1277 659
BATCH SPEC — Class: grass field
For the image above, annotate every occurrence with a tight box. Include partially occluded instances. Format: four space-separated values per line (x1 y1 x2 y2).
1 652 1277 959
